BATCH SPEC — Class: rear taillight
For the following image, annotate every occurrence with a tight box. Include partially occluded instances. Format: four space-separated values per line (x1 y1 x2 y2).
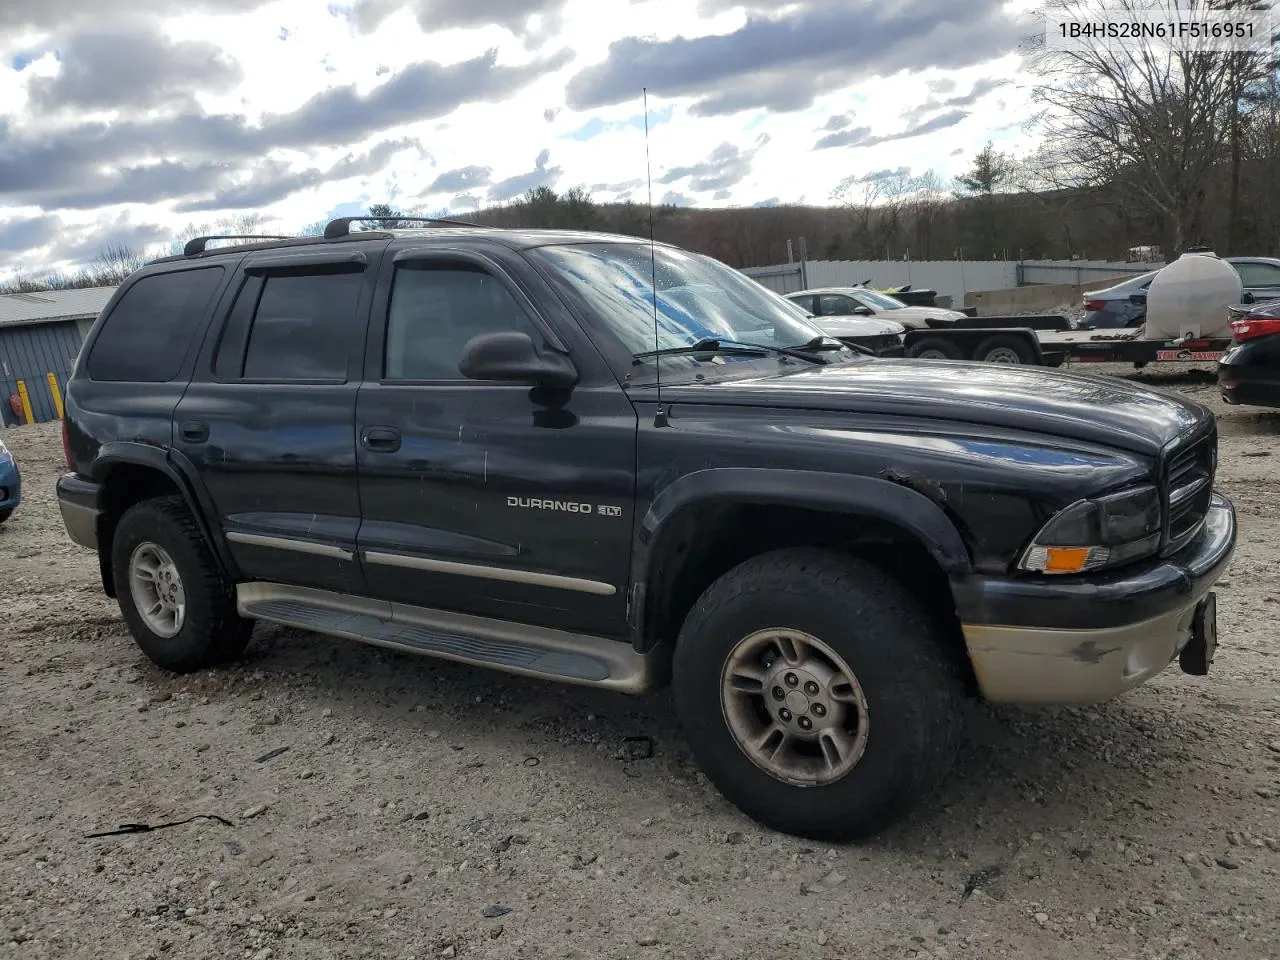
61 418 71 469
1230 316 1280 342
1083 300 1106 312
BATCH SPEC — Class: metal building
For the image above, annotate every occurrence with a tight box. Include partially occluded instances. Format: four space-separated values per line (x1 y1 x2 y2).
0 286 116 425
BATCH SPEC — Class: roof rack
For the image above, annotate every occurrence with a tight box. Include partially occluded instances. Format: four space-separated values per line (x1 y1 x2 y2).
322 216 481 240
184 234 295 257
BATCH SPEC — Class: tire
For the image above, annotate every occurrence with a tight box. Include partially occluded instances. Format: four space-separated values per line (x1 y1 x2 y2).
671 548 964 841
0 508 11 525
111 495 252 673
906 336 963 360
973 334 1036 365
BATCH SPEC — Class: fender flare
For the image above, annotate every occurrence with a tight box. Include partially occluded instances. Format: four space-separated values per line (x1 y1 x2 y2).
90 441 239 580
629 467 973 647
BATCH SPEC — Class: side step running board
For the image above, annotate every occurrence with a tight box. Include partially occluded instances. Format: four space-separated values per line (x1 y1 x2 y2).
236 583 655 694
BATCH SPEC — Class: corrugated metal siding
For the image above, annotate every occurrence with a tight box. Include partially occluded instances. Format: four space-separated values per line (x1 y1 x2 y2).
0 320 85 423
0 286 116 327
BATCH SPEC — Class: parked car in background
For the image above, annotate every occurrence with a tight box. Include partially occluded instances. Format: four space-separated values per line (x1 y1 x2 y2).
778 295 906 355
785 287 965 330
0 436 20 525
805 314 906 356
1228 256 1280 304
1220 299 1280 409
1081 271 1160 329
1082 256 1280 330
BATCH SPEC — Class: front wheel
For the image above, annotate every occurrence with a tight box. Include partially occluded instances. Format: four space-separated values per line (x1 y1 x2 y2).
671 548 964 841
0 508 12 525
111 496 252 673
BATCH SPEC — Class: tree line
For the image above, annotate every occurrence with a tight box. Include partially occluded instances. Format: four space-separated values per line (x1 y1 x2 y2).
3 0 1277 295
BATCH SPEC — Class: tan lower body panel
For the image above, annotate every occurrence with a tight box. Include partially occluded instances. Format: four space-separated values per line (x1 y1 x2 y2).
962 596 1205 705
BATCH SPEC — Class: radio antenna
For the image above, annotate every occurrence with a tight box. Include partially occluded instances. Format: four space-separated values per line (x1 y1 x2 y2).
643 87 668 428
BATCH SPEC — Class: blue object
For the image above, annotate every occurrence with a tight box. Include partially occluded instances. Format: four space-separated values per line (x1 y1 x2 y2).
0 438 21 522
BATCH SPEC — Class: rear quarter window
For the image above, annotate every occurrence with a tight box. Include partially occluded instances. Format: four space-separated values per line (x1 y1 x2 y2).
86 267 224 382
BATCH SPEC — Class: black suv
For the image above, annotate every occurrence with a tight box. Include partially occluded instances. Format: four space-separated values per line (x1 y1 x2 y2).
56 218 1235 840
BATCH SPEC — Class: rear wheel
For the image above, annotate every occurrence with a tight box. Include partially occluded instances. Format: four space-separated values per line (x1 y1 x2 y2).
906 336 963 360
973 334 1035 365
111 496 252 673
671 548 965 841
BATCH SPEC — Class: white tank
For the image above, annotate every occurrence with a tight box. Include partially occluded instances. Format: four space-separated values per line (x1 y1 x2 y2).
1144 251 1242 340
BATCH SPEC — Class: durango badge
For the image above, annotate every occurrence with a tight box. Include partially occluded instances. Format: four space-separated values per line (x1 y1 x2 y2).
507 496 622 517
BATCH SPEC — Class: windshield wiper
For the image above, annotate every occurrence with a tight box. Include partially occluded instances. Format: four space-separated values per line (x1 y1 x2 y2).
793 335 874 357
633 337 825 364
792 336 850 353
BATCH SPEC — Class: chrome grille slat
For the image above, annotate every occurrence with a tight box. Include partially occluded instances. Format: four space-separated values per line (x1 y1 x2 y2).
1162 432 1215 556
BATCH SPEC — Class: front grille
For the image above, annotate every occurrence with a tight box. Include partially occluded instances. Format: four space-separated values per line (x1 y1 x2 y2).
1163 431 1215 555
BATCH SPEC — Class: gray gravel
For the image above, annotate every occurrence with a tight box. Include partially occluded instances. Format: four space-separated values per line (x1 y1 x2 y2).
2 362 1279 959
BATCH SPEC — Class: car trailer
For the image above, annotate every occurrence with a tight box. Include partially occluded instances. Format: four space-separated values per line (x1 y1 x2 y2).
903 314 1232 368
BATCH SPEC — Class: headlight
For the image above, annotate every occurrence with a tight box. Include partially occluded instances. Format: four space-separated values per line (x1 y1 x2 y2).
1018 484 1161 574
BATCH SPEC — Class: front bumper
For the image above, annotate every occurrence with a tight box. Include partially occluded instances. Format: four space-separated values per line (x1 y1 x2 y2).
56 472 104 549
953 493 1236 705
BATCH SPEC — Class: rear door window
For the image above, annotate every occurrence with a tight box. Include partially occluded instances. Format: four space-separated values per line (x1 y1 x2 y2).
213 269 364 382
86 267 224 382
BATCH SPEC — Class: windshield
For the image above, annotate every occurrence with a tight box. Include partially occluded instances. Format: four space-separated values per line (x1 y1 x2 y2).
854 289 906 310
531 242 827 355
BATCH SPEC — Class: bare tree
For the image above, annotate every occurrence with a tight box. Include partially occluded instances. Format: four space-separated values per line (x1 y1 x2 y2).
1218 1 1280 251
907 170 948 260
1029 0 1252 252
832 170 916 258
85 242 150 284
166 212 279 256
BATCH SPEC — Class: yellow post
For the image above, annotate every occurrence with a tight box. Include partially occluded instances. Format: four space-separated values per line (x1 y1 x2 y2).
15 379 34 424
46 372 64 419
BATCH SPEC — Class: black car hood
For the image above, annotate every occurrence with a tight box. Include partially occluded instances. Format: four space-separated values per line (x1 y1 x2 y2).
662 358 1209 456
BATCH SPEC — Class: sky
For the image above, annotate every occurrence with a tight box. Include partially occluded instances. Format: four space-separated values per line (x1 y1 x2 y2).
0 0 1040 278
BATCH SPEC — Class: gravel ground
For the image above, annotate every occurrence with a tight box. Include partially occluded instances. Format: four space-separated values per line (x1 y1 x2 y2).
2 362 1279 960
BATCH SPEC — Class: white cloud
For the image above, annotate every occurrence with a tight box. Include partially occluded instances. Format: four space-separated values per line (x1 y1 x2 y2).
0 0 1038 275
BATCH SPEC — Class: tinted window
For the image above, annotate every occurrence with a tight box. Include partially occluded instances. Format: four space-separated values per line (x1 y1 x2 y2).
384 265 539 380
86 267 223 382
215 270 362 381
212 275 264 380
1236 261 1280 287
787 294 815 314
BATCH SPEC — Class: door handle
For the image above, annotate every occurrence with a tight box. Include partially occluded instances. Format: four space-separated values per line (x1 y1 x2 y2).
361 426 402 452
180 420 209 443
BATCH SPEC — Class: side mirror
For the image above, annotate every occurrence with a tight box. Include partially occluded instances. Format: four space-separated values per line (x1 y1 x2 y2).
1242 291 1256 304
852 305 874 316
458 332 578 388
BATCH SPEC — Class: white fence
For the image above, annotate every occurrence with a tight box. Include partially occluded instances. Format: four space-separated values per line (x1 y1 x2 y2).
743 258 1166 306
